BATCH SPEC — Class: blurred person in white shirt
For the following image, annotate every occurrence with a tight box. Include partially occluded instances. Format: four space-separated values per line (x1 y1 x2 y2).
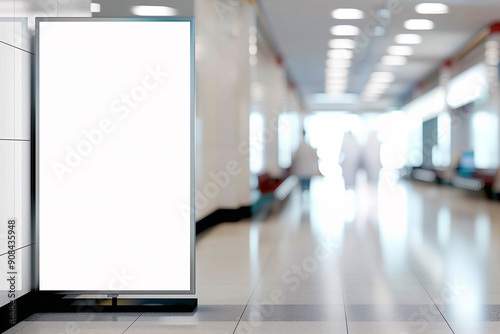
292 130 320 191
340 131 361 190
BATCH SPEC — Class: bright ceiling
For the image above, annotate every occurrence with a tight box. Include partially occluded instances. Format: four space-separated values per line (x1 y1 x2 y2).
258 0 500 112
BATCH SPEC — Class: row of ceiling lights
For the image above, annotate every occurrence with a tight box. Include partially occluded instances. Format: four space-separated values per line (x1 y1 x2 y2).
325 3 450 101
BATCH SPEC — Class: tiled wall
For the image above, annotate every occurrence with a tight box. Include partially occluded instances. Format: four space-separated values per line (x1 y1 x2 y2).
0 0 91 308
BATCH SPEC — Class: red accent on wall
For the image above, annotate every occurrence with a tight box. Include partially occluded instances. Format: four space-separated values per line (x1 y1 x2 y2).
490 23 500 33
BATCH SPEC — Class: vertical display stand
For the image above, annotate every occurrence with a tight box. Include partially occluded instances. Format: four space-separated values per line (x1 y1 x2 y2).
35 17 196 311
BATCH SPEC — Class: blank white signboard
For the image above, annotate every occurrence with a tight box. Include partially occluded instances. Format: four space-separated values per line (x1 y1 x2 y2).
37 18 194 293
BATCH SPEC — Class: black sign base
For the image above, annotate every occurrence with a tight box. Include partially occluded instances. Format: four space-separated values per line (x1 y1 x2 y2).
37 294 197 312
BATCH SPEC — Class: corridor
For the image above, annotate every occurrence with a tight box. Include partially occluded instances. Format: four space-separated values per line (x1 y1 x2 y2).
8 176 500 333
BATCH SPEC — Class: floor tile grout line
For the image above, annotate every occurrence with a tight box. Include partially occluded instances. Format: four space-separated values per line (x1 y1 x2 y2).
409 264 456 334
0 243 35 257
340 279 350 334
231 212 286 334
0 40 34 55
121 312 143 334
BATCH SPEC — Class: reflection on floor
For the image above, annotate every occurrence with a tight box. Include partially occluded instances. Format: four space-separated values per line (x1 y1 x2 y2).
7 174 500 333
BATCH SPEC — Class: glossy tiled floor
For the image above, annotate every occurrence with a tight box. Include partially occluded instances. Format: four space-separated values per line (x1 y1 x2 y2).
6 174 500 333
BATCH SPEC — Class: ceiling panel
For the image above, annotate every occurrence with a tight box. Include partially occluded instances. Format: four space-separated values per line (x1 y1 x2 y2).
259 0 500 111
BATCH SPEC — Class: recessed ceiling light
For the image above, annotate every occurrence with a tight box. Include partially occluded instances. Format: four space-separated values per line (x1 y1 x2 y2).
326 84 347 90
404 19 434 30
329 39 356 49
365 83 389 92
387 45 413 56
328 49 354 59
91 2 101 13
249 44 258 55
416 3 449 14
370 72 395 82
326 59 351 68
326 70 349 78
395 34 422 44
381 55 407 66
130 5 178 16
331 25 360 36
326 77 348 84
332 8 364 20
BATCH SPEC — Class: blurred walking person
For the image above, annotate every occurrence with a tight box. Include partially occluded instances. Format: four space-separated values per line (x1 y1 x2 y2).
340 131 361 190
292 131 320 192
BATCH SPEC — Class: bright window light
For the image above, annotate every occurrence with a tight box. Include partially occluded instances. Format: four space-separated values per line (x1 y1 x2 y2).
326 90 347 96
326 58 351 68
404 19 434 30
326 89 346 95
395 34 422 44
472 112 498 169
370 72 395 82
131 5 178 16
416 3 449 14
329 39 356 49
250 112 265 174
381 55 407 66
278 114 294 169
447 62 488 109
326 82 348 88
90 2 101 13
326 91 345 96
328 49 353 59
387 45 413 56
332 8 364 20
331 25 360 36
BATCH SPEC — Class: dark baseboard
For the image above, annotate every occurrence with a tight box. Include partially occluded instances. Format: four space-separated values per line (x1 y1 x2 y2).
36 294 197 313
196 206 252 234
0 292 36 333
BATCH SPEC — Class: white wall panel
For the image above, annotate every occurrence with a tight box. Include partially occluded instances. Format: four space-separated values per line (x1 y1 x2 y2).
0 141 31 255
0 0 15 45
0 45 31 140
0 42 15 139
195 0 254 219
